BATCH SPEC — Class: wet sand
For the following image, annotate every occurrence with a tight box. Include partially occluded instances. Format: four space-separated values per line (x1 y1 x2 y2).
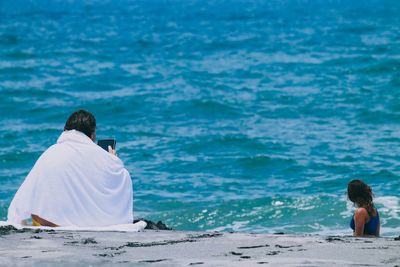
0 226 399 266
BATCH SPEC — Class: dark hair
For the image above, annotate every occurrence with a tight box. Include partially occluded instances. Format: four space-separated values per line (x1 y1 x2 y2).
347 179 374 216
64 109 96 138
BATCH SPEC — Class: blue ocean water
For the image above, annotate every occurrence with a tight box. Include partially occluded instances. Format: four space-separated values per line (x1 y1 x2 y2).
0 0 399 236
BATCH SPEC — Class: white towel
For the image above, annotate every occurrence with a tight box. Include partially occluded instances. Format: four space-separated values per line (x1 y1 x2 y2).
7 130 133 227
0 221 146 232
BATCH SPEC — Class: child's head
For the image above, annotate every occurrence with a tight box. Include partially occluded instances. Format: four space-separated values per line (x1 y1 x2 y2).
347 179 373 207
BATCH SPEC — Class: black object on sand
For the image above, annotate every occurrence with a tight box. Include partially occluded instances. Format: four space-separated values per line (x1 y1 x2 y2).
133 219 172 230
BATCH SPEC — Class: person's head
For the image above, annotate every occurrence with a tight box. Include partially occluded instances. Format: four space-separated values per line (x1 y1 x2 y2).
347 179 374 209
64 109 96 141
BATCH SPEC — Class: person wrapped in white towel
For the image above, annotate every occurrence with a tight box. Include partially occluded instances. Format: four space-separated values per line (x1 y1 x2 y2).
7 110 133 227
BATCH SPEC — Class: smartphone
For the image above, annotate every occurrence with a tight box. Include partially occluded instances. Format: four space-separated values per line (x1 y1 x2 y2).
98 139 116 152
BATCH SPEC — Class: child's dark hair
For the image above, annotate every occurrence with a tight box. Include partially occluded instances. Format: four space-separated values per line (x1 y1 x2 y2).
347 179 374 216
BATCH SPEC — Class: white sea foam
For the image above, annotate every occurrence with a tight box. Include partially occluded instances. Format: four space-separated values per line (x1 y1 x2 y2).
212 220 250 232
361 35 390 46
0 76 60 89
340 201 355 218
272 200 284 206
73 60 115 76
53 87 138 100
380 226 400 236
120 63 143 75
375 196 400 220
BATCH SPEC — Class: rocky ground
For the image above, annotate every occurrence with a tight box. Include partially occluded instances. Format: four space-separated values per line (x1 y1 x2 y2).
0 225 399 266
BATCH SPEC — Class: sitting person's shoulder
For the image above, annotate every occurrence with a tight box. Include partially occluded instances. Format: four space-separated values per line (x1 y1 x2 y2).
354 207 369 220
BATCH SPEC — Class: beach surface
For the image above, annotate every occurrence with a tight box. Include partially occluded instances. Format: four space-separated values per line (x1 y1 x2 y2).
0 226 399 266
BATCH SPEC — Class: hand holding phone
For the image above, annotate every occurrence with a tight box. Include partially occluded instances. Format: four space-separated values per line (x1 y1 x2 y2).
98 139 116 155
107 145 117 156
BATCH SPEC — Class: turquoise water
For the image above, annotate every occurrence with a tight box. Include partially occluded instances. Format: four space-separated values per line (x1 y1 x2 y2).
0 0 399 236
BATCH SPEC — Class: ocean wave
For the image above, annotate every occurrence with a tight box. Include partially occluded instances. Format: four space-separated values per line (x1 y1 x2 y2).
0 34 18 45
235 155 296 169
359 59 400 74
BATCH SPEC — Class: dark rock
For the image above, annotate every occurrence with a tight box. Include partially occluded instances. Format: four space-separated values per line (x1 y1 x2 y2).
64 238 98 245
394 236 400 241
96 251 126 257
65 241 79 245
122 232 221 249
125 238 196 248
189 262 204 265
81 238 97 244
133 219 172 230
97 253 115 257
139 259 168 263
326 236 344 242
275 244 301 249
361 246 389 250
0 225 25 235
238 244 269 249
229 251 243 256
0 225 17 235
188 232 222 239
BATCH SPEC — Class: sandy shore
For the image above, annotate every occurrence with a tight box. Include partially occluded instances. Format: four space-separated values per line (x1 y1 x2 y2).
0 226 399 266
